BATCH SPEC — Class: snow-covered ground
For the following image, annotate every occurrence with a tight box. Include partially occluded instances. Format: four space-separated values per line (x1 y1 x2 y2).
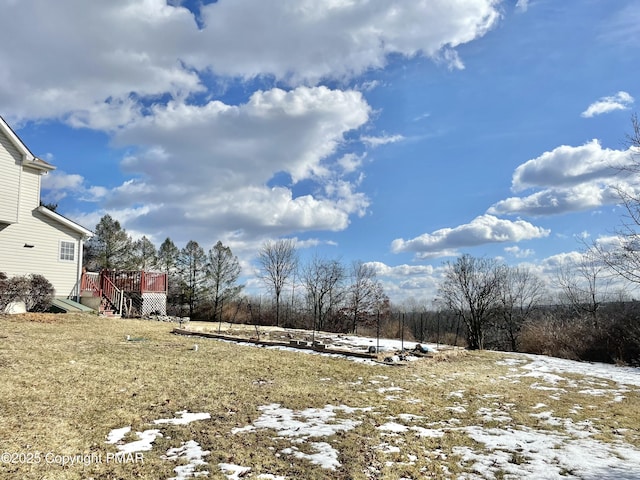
106 335 640 479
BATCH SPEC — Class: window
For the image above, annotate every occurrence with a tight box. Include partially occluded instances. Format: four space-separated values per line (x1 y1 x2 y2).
60 240 75 262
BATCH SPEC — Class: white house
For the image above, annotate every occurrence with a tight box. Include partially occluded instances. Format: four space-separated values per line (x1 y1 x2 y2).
0 115 93 301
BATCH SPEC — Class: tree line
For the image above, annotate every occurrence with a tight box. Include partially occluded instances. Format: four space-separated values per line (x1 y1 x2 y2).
83 218 389 333
428 250 640 365
84 215 242 323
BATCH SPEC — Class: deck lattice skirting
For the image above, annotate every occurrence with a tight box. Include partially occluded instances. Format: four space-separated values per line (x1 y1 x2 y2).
140 292 167 316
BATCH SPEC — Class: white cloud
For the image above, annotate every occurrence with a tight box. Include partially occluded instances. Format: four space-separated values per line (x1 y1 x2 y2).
42 171 84 190
0 0 502 128
367 262 442 303
505 246 534 258
356 80 381 92
72 205 154 239
488 140 638 216
581 91 635 118
510 140 628 192
66 97 143 132
86 186 109 200
391 214 550 259
84 86 372 243
1 0 506 269
515 0 531 13
41 172 109 205
361 134 404 147
367 262 435 277
0 0 202 126
488 182 625 217
337 153 366 174
183 186 353 233
116 87 369 184
541 251 591 269
323 179 370 218
193 0 501 84
435 47 465 70
412 112 431 122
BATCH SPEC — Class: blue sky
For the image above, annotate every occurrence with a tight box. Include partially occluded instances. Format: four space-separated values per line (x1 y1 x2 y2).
2 0 639 303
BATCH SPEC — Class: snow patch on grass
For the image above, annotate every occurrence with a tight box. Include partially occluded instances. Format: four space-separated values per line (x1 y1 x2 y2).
153 411 211 425
218 463 251 479
113 429 163 454
233 403 369 470
281 442 340 470
164 440 210 480
105 426 131 445
106 412 210 472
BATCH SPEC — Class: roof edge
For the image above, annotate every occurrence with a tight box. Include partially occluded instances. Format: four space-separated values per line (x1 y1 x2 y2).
36 206 94 239
0 115 35 161
0 115 56 171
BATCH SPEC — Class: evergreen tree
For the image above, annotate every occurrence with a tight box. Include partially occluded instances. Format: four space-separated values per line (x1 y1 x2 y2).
157 237 179 274
177 240 207 318
157 237 181 314
131 236 157 270
85 214 133 271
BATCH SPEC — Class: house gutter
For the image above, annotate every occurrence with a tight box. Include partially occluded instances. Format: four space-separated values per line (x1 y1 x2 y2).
76 238 84 302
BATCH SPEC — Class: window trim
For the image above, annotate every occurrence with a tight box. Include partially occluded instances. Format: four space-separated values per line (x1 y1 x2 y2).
59 240 76 262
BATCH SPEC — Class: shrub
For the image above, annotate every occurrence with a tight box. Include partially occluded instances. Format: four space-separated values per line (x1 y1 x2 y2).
3 275 30 311
0 273 54 313
520 312 619 364
520 315 590 361
0 272 9 311
27 274 55 312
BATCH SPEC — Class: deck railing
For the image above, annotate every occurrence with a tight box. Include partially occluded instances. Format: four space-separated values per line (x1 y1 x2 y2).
101 270 168 294
81 272 101 296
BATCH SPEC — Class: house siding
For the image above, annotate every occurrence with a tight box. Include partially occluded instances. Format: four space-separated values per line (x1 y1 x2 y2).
0 128 21 224
0 150 82 298
0 210 83 298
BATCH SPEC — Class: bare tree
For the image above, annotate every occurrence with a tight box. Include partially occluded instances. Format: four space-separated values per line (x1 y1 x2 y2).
301 255 345 333
206 241 243 323
257 239 298 327
346 260 384 333
438 254 504 350
554 250 610 327
594 114 640 284
499 266 547 351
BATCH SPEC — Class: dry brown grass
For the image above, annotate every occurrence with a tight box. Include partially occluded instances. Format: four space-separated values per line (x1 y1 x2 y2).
1 313 639 479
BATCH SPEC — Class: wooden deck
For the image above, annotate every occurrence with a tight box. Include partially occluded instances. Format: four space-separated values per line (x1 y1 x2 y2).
81 270 167 295
81 270 168 316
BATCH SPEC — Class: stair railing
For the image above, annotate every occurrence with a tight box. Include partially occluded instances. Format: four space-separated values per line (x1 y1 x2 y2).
101 273 124 315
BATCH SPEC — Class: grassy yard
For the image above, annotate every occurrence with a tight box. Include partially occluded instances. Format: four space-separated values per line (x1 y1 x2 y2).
1 313 639 479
